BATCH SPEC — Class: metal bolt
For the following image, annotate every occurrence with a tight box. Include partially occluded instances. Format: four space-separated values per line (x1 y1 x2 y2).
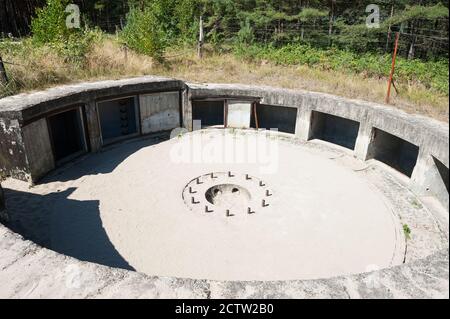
205 205 213 213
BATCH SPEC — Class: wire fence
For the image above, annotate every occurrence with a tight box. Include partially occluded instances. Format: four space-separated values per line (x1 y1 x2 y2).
138 12 447 57
1 11 448 58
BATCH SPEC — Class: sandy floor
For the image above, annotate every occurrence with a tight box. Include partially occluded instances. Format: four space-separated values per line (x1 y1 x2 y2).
3 130 409 281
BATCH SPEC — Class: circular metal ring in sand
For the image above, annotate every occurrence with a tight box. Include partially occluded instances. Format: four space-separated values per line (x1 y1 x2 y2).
182 172 273 217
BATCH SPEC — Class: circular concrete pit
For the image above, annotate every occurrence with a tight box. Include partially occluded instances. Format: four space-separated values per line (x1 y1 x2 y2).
3 129 442 281
0 78 447 298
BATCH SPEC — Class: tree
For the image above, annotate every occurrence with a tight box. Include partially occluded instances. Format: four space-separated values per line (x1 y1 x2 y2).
384 2 449 59
31 0 74 44
120 6 166 60
0 0 45 37
298 8 329 41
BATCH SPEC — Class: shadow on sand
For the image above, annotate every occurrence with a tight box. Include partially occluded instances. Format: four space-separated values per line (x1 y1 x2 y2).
4 187 134 271
2 134 173 271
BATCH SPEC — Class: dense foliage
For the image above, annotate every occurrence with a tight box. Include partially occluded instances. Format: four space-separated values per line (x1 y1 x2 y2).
235 43 449 94
200 0 448 60
2 1 449 60
30 0 99 64
120 6 166 60
1 0 448 94
31 0 74 44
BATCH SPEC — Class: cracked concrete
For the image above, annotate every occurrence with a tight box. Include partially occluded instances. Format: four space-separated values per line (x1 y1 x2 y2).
0 221 447 298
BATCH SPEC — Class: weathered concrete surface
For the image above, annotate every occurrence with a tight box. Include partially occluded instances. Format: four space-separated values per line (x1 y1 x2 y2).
1 79 448 209
0 77 184 182
22 118 54 182
0 76 184 121
227 101 252 129
0 118 28 181
187 83 449 211
0 221 447 299
186 83 448 164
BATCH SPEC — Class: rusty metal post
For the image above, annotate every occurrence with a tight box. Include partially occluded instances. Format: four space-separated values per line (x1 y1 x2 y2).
385 32 400 104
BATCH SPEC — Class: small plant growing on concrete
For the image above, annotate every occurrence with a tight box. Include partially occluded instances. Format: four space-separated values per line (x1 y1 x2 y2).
411 198 423 209
403 224 412 240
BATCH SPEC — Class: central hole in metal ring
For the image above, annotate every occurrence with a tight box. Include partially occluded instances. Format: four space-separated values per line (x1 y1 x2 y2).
205 184 251 208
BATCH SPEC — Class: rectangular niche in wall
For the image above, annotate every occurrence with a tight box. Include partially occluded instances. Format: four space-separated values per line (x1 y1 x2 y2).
97 96 139 145
251 104 297 134
309 111 360 150
367 128 419 177
139 91 180 134
47 108 87 163
192 100 224 128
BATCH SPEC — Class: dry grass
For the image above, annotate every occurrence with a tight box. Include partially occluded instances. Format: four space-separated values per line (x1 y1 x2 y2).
84 38 154 78
157 48 449 122
1 38 448 122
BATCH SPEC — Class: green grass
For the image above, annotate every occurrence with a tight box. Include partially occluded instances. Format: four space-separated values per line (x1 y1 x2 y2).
403 224 412 240
1 37 448 122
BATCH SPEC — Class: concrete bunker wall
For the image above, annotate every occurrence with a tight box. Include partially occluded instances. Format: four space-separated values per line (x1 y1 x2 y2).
140 91 181 134
0 79 448 299
421 156 450 209
0 118 28 180
187 83 449 212
0 77 185 183
227 101 253 129
0 79 448 211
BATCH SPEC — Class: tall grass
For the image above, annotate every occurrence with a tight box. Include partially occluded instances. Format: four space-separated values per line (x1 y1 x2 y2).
0 35 154 97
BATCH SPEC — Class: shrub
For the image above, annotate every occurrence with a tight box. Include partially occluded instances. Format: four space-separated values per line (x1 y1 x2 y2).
120 7 166 61
236 20 255 47
233 43 449 95
31 0 73 44
30 0 95 64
